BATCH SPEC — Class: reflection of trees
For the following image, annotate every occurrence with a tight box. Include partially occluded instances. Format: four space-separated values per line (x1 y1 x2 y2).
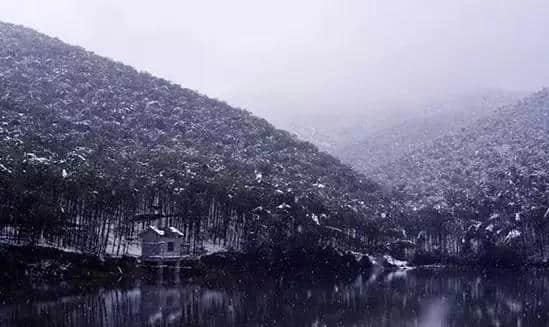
2 270 549 326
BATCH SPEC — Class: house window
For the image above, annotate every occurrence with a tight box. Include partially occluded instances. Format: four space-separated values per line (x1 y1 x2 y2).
167 242 174 252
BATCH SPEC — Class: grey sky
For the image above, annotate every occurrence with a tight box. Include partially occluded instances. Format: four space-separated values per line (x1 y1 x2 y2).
1 0 549 122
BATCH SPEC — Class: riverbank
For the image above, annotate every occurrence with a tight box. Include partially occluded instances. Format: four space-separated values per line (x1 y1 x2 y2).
3 244 547 290
0 245 140 287
0 244 381 288
411 249 549 269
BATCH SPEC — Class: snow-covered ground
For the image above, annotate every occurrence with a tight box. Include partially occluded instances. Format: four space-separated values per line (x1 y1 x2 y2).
202 240 227 255
381 255 412 270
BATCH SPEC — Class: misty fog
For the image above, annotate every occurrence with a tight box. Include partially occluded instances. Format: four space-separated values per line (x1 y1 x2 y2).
2 0 549 127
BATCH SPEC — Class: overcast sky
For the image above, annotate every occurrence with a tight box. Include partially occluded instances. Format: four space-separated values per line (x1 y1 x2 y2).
1 0 549 123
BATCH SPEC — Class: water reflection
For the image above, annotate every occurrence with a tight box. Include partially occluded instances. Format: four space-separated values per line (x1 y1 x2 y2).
1 268 548 326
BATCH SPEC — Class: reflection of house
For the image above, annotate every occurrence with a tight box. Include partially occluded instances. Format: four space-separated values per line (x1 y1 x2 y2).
138 226 186 261
141 287 185 325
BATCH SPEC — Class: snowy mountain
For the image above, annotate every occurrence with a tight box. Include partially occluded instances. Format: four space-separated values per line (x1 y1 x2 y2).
384 89 549 263
379 89 548 205
279 91 522 176
0 22 385 254
1 21 546 264
282 88 548 263
337 91 523 177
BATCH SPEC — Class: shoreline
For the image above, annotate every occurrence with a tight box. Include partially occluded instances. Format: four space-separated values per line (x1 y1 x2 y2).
2 244 548 290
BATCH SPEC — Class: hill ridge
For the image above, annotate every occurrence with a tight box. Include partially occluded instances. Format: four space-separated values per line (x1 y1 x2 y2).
0 21 385 255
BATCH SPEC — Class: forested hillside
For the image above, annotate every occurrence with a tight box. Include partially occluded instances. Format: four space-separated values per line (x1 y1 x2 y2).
384 90 549 264
280 89 547 265
1 22 547 266
0 22 387 256
338 91 521 176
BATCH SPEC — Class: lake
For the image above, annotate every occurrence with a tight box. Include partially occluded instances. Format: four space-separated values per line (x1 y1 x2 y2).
1 268 548 326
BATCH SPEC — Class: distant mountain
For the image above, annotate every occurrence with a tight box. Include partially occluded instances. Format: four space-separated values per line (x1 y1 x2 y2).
378 89 549 209
274 112 382 153
281 91 523 175
0 22 385 255
337 91 524 177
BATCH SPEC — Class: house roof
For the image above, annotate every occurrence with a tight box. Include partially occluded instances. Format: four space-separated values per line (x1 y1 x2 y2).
149 225 165 236
138 225 184 238
167 226 184 237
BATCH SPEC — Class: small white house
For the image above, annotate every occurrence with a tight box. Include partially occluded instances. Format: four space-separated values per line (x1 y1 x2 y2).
138 226 185 261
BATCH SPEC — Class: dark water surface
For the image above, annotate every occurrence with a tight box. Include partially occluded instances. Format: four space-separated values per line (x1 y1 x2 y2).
1 268 548 326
